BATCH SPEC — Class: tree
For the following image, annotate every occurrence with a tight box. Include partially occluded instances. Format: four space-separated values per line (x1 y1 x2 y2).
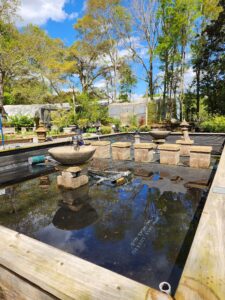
118 63 137 102
73 0 131 101
0 0 20 113
127 0 160 101
191 0 222 118
196 0 225 115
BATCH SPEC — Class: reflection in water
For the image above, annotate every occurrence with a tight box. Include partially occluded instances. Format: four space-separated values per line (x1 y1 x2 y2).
0 172 208 295
53 186 98 230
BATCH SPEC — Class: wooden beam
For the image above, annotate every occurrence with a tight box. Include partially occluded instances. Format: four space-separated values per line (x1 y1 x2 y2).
0 226 171 300
175 147 225 300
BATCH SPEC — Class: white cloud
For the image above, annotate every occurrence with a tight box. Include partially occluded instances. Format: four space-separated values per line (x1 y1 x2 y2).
94 79 107 89
17 0 75 26
68 11 79 20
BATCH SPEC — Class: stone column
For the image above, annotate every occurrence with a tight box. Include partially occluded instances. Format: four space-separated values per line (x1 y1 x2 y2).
190 146 212 168
134 143 154 162
111 142 131 160
91 141 111 159
158 144 180 165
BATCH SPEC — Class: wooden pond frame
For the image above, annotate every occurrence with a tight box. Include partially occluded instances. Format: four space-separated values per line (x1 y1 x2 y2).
0 146 225 299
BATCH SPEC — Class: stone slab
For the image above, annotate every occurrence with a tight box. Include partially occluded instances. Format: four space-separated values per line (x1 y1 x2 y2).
158 144 180 151
111 142 131 148
134 143 154 149
190 146 212 153
91 141 111 146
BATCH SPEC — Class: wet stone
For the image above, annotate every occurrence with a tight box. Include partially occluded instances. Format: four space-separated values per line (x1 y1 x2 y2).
171 176 183 183
89 159 110 171
134 168 153 177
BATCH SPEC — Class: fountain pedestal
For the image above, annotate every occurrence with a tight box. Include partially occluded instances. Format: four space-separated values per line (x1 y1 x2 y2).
91 141 111 159
190 146 212 169
112 142 131 160
158 144 180 165
134 143 154 163
57 166 89 189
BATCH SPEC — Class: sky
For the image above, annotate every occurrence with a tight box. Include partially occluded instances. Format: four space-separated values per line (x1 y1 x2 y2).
16 0 193 99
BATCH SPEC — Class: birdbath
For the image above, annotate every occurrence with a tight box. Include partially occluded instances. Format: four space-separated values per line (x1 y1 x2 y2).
149 130 171 146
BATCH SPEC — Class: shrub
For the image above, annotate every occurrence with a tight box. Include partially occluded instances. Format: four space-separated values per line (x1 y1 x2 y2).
128 115 138 127
128 126 138 132
200 116 225 132
111 118 121 128
139 125 151 132
119 126 128 133
86 127 97 133
51 110 75 129
100 126 112 134
78 118 89 129
8 115 34 130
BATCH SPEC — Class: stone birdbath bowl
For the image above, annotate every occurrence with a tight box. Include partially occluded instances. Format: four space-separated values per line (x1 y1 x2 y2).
48 145 96 165
149 130 171 147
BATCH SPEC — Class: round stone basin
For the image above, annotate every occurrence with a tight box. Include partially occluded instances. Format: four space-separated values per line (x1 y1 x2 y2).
149 130 171 140
48 145 96 165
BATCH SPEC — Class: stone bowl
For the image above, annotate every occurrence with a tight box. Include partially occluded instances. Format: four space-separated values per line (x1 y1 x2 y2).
149 130 171 140
48 145 96 165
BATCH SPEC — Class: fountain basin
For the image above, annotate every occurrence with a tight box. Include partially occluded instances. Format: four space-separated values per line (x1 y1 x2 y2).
149 130 171 140
48 145 96 165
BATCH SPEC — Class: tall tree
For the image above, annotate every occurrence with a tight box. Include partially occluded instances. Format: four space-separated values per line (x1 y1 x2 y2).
73 0 131 101
196 0 225 115
191 0 222 118
127 0 160 101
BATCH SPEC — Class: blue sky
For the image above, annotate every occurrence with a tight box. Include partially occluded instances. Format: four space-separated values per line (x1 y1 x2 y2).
17 0 193 98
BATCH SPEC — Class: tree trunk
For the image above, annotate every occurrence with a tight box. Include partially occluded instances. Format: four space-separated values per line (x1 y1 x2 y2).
149 55 154 101
162 54 169 121
196 67 200 119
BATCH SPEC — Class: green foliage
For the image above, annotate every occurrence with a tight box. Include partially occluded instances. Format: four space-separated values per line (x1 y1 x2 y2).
119 63 137 101
111 117 121 128
86 127 97 133
100 126 112 134
8 115 34 130
148 102 158 124
139 125 151 132
200 116 225 132
119 126 128 133
51 110 74 129
77 118 89 128
128 126 138 132
75 92 110 126
128 114 138 127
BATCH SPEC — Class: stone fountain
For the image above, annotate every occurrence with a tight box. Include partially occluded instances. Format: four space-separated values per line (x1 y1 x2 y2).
149 130 171 146
48 145 96 165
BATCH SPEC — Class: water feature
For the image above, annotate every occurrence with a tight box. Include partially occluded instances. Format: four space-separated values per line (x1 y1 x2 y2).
0 161 211 295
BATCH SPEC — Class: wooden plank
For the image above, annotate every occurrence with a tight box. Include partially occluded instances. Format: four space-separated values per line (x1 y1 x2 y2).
0 226 171 300
0 266 56 300
175 147 225 300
